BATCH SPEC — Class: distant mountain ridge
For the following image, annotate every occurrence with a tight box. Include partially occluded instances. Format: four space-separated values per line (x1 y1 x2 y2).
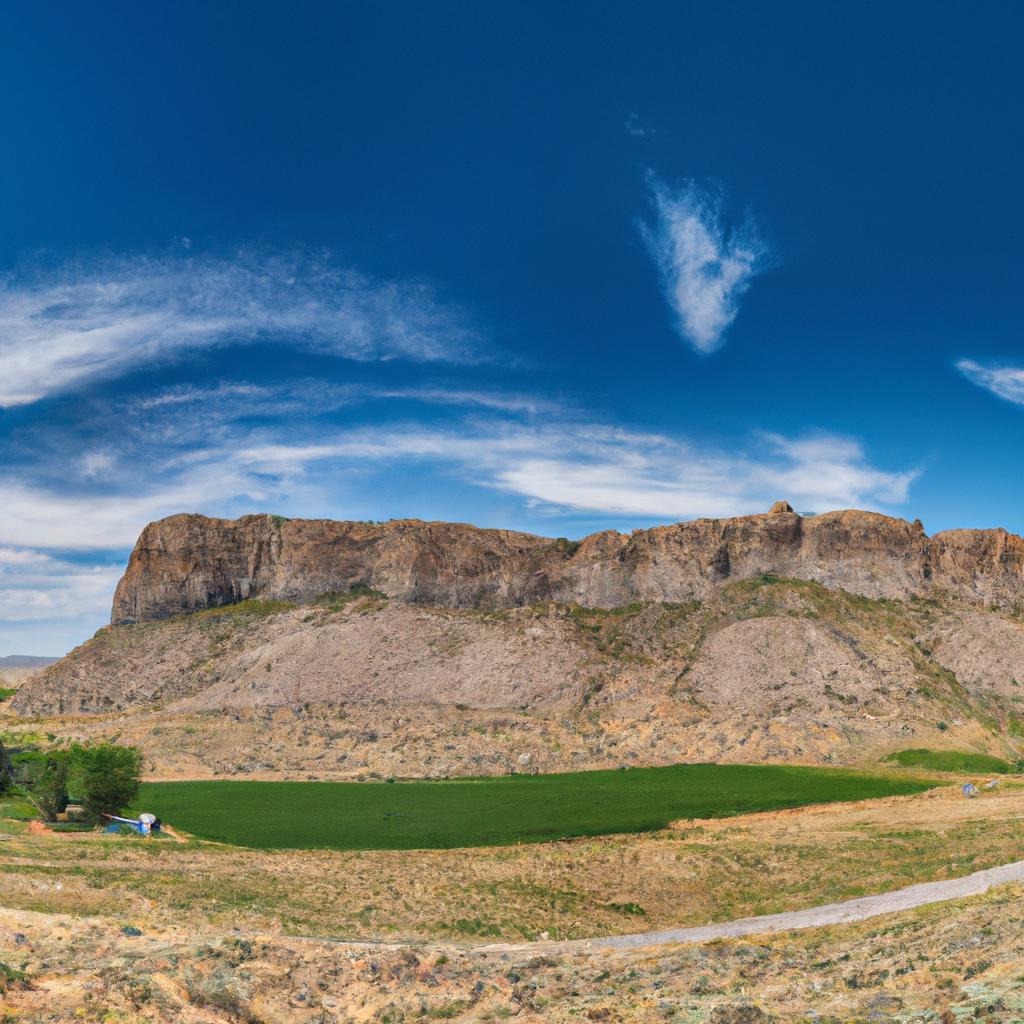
0 655 57 668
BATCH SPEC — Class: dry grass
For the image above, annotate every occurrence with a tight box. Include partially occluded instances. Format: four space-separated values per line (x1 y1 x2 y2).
5 785 1024 1020
2 784 1023 944
2 864 1024 1022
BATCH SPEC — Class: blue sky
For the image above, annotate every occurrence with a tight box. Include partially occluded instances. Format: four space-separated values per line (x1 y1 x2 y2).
1 2 1022 655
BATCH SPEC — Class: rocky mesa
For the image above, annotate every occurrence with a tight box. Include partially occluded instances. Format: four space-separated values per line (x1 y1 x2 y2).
112 502 1024 624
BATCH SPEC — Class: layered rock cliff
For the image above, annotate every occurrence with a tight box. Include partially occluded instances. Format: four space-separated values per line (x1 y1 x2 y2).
111 504 1024 624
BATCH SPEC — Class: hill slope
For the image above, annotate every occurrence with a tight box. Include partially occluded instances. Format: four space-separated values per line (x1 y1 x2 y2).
12 572 1024 778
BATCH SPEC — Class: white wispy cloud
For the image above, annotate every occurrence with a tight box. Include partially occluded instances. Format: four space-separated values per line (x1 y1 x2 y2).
0 415 916 556
372 386 565 416
127 380 368 422
0 548 122 624
642 180 767 353
184 422 916 521
78 450 116 480
625 113 659 139
0 545 122 660
0 469 276 550
754 435 916 509
0 248 482 407
0 369 917 654
0 545 122 655
133 382 288 410
957 359 1024 406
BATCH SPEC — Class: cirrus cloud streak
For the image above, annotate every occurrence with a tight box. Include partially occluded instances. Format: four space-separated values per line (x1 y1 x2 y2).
0 248 482 407
0 386 919 653
957 359 1024 406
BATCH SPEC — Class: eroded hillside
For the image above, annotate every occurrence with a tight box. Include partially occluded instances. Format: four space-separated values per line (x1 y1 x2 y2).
10 578 1024 778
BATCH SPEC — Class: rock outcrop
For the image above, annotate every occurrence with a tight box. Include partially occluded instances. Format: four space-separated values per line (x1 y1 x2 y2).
111 505 1024 624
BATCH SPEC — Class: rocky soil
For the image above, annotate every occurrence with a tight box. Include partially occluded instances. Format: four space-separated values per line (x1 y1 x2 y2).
5 892 1024 1023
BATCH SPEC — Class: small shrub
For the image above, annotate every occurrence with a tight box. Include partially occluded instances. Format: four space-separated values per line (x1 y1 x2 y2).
0 960 29 994
185 966 251 1013
607 901 646 916
430 1001 471 1019
189 598 295 621
690 973 715 995
316 585 387 612
963 959 993 980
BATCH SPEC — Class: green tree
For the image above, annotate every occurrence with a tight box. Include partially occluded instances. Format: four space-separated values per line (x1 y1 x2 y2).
73 743 143 823
0 737 10 794
24 751 70 821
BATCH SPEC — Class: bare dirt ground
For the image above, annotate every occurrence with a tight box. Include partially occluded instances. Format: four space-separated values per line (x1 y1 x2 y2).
3 785 1024 1021
3 865 1024 1022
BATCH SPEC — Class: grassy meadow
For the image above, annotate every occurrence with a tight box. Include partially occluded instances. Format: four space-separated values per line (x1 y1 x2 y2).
137 763 932 851
883 748 1013 774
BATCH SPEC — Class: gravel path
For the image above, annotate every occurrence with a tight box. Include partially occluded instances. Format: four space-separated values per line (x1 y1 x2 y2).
564 859 1024 951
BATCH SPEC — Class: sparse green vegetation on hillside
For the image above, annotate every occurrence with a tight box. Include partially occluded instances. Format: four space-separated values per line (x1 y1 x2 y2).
315 585 388 613
11 575 1024 776
883 748 1013 774
187 598 296 622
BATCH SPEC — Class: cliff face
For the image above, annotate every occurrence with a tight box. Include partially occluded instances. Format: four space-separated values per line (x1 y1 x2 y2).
110 504 1024 624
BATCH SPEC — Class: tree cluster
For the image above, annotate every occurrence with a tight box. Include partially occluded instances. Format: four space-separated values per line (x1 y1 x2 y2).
7 742 143 823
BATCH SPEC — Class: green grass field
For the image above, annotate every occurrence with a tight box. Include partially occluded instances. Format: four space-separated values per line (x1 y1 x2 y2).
883 748 1011 774
0 796 36 820
137 764 933 851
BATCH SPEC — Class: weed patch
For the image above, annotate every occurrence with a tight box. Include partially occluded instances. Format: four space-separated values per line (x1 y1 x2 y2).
884 749 1012 774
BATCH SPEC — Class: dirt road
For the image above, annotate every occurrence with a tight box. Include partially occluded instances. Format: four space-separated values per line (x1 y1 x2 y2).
557 858 1024 951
